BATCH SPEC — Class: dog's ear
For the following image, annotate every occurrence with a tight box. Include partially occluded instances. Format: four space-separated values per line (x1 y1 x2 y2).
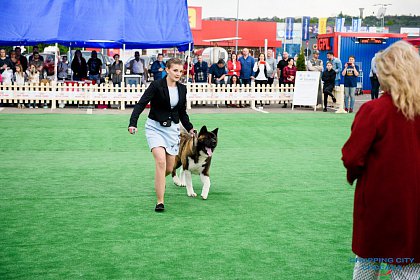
211 128 218 136
199 126 208 136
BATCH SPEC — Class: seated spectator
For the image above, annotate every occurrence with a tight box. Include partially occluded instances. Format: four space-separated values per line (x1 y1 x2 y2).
208 59 227 85
194 55 208 83
229 74 244 108
57 56 69 81
71 50 87 81
13 64 27 108
26 64 40 108
87 50 102 84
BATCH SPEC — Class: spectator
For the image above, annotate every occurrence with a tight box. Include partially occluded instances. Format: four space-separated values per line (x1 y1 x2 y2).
341 55 359 113
109 54 123 86
13 64 26 85
26 64 40 108
126 51 147 83
369 52 381 100
208 59 227 85
307 50 324 106
29 52 43 80
0 49 13 75
193 55 208 83
276 51 289 85
321 61 337 112
71 50 87 81
183 56 194 83
253 53 270 86
13 64 27 108
283 58 296 85
326 51 342 86
15 47 28 72
238 48 255 85
150 53 166 81
342 41 420 280
87 50 102 84
57 56 69 81
266 49 276 85
29 46 44 62
128 58 195 212
227 53 241 80
228 74 242 108
9 50 18 72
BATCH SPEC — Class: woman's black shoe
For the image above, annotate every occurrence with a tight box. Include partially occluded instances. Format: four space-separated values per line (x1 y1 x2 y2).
155 203 165 212
323 108 327 112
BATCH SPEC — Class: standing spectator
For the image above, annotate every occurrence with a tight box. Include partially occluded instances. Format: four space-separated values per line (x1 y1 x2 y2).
183 56 194 83
13 64 26 85
253 53 270 86
276 51 289 85
369 52 381 100
341 55 359 113
238 48 255 85
150 53 166 81
29 46 44 62
109 54 123 86
208 59 227 85
342 41 420 280
326 51 342 87
307 50 324 106
57 56 69 81
29 52 43 80
193 55 208 83
128 58 195 212
266 49 276 85
321 62 337 112
87 50 102 84
71 50 87 81
0 49 13 75
227 53 241 80
13 64 27 108
26 64 40 108
126 51 147 83
15 47 28 72
283 58 297 85
9 50 18 72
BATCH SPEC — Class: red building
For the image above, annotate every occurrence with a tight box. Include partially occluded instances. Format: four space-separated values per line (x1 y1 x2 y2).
191 20 281 53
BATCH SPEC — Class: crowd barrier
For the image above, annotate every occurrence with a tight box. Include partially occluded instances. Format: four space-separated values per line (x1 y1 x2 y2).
0 82 345 112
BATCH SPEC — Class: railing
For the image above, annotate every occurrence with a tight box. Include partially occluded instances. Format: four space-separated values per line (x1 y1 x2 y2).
0 82 345 112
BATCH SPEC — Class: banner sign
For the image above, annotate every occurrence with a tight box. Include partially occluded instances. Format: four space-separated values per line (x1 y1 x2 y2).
352 18 362 32
285 17 294 40
302 16 310 41
335 18 345 32
318 18 327 35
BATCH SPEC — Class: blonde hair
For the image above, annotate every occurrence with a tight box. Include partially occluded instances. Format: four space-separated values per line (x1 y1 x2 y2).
375 40 420 120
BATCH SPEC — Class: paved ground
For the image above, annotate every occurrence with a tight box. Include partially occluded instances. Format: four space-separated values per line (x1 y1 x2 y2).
0 94 373 115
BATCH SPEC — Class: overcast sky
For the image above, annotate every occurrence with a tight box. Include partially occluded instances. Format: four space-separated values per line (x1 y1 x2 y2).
187 0 419 19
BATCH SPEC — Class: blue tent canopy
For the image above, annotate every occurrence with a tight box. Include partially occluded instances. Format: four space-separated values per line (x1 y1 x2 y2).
0 0 193 51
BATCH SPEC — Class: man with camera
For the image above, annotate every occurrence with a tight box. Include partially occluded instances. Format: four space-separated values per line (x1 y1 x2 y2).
341 55 359 113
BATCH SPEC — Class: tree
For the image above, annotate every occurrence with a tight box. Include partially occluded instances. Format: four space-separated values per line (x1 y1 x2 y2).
296 47 306 71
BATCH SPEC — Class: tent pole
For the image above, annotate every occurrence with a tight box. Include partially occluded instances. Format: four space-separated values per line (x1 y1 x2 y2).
122 44 126 88
54 43 58 82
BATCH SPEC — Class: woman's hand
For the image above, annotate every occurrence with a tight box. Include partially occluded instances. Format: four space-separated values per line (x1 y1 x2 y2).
128 126 138 135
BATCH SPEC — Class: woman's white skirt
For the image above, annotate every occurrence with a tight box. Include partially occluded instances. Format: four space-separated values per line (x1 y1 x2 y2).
145 118 180 155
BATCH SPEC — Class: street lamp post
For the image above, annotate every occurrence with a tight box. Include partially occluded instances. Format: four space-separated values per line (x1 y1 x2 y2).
235 0 239 54
373 3 392 32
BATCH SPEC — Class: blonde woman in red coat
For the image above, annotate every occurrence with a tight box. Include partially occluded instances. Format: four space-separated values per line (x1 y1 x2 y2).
342 41 420 279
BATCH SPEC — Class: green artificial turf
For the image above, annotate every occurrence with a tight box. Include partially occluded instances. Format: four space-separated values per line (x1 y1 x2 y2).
0 112 365 279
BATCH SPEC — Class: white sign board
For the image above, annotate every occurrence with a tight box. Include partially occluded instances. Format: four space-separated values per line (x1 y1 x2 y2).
292 71 320 109
400 27 420 37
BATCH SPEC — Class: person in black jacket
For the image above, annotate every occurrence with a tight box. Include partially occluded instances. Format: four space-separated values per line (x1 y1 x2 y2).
128 58 194 212
71 50 87 81
321 61 337 112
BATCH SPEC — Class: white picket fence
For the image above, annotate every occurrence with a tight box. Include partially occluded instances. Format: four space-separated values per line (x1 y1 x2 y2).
0 82 344 111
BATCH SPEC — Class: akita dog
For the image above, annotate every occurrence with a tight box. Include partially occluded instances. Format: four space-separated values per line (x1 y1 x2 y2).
172 126 218 199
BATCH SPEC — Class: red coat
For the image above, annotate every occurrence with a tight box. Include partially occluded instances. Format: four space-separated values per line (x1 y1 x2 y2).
283 66 296 84
227 60 241 76
342 94 420 262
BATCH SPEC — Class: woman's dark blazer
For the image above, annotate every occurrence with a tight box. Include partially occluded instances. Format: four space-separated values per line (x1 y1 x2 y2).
129 77 193 131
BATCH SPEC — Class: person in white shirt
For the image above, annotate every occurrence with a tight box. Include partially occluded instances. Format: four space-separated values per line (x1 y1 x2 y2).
253 53 271 106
